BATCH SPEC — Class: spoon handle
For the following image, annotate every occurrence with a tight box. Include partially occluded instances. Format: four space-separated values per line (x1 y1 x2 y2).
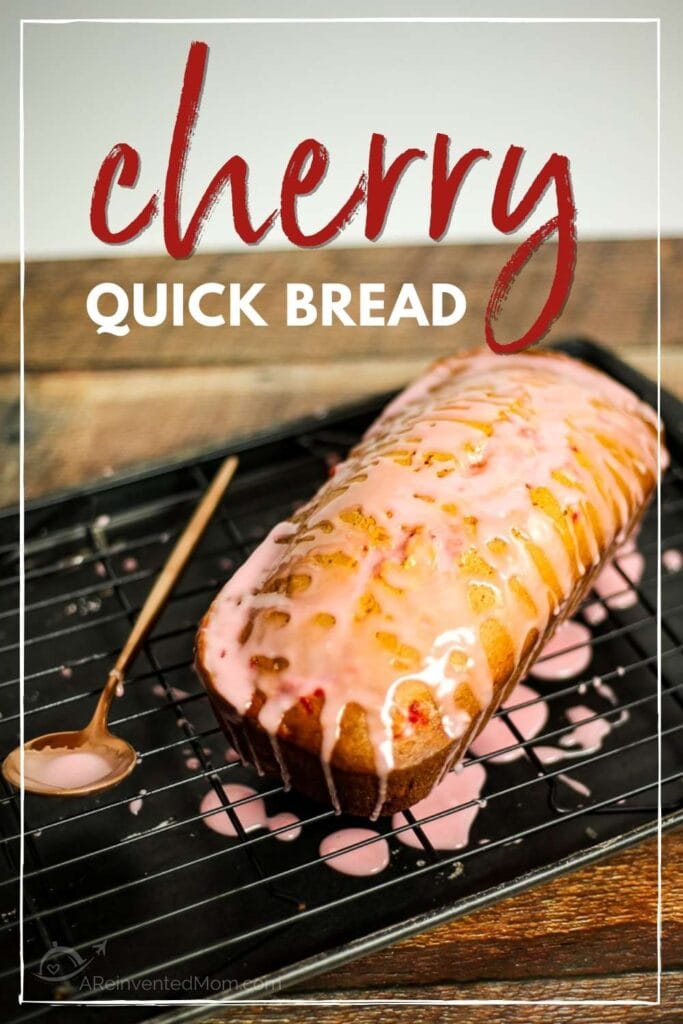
118 454 239 675
92 455 239 728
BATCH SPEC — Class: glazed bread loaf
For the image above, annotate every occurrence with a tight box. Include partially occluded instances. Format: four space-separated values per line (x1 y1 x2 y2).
196 349 662 817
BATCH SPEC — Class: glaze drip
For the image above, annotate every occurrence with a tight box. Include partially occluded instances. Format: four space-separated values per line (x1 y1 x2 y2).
199 783 301 840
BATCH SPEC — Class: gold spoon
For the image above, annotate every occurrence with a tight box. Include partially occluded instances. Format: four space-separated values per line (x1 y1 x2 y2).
2 456 239 797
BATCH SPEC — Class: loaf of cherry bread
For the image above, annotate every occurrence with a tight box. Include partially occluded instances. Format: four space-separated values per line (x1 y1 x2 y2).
195 349 662 817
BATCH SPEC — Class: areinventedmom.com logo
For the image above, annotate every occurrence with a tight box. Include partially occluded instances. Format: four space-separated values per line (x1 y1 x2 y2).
33 940 280 996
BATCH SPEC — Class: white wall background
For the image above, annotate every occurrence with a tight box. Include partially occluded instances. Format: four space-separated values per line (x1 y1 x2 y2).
2 0 681 260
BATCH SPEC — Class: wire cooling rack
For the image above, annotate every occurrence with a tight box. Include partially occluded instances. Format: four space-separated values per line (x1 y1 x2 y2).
0 340 681 1021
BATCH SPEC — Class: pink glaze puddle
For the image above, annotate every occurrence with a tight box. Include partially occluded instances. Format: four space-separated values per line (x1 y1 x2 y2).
199 783 301 842
319 828 390 876
592 676 618 705
593 539 645 610
582 537 647 623
469 683 547 764
128 789 147 815
60 666 73 679
392 762 487 851
200 784 268 837
185 757 201 771
471 667 626 770
534 701 627 765
268 812 302 841
530 620 592 680
24 748 115 790
122 556 139 573
582 601 607 626
560 705 616 751
663 548 683 573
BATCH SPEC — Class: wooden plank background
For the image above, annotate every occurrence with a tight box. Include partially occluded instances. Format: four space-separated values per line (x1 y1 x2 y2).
0 237 680 505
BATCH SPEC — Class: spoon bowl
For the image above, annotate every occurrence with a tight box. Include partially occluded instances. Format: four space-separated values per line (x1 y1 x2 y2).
2 727 137 797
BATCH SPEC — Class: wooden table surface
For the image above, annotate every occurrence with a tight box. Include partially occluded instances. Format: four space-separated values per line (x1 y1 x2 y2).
1 238 681 1019
0 237 682 505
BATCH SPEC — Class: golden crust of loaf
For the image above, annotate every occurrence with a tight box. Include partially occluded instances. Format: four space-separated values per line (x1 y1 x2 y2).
195 349 661 817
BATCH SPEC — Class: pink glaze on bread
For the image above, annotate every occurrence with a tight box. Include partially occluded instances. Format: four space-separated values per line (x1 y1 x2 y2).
196 349 662 817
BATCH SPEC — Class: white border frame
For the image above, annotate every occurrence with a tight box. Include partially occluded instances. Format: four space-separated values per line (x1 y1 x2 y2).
18 12 663 1011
